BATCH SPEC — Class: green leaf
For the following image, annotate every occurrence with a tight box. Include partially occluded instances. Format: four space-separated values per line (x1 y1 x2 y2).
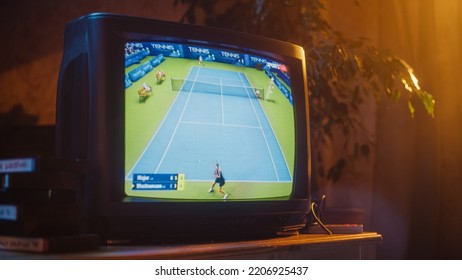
390 90 401 102
408 99 415 118
420 91 436 118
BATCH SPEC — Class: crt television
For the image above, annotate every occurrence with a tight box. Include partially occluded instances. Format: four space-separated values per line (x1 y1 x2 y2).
56 13 311 242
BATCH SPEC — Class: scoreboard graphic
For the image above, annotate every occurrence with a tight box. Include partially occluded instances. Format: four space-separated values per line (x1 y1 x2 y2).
132 173 185 191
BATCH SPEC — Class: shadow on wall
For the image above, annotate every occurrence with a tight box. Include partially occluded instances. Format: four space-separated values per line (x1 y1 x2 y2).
0 104 38 126
0 0 189 126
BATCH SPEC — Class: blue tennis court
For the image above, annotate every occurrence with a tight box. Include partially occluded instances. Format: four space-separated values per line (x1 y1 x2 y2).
127 66 292 182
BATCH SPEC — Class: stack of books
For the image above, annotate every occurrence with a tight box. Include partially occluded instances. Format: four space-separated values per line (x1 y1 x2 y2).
0 156 98 253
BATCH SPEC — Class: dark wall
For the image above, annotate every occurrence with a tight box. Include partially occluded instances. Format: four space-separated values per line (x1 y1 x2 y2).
0 0 188 125
327 0 462 259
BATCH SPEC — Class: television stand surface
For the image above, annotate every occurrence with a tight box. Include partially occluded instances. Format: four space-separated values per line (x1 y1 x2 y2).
1 232 382 260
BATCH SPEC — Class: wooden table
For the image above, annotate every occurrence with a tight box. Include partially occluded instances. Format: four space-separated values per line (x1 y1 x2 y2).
1 232 382 260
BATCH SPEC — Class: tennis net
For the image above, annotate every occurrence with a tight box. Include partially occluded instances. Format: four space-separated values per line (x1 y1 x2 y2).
171 78 264 99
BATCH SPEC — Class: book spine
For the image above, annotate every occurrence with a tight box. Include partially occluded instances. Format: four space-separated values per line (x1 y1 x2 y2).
0 235 48 253
0 204 17 221
0 203 80 236
0 234 99 253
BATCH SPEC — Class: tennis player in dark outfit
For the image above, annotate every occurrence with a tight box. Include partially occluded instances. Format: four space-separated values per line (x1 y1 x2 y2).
208 162 228 200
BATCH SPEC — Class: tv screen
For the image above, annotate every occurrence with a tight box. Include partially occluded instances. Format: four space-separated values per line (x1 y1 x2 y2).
124 41 295 202
56 13 311 242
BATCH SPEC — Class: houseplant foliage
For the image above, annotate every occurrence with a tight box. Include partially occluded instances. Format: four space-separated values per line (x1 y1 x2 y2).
174 0 435 192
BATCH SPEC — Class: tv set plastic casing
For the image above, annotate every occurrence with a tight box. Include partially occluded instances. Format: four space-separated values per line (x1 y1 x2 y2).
56 13 311 242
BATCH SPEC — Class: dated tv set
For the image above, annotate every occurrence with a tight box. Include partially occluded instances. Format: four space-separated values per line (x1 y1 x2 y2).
56 13 311 242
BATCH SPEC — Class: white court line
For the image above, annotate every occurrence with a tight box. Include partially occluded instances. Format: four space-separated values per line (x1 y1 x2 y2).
243 72 293 181
127 67 290 183
125 68 196 180
220 77 224 125
238 72 280 181
154 68 201 173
